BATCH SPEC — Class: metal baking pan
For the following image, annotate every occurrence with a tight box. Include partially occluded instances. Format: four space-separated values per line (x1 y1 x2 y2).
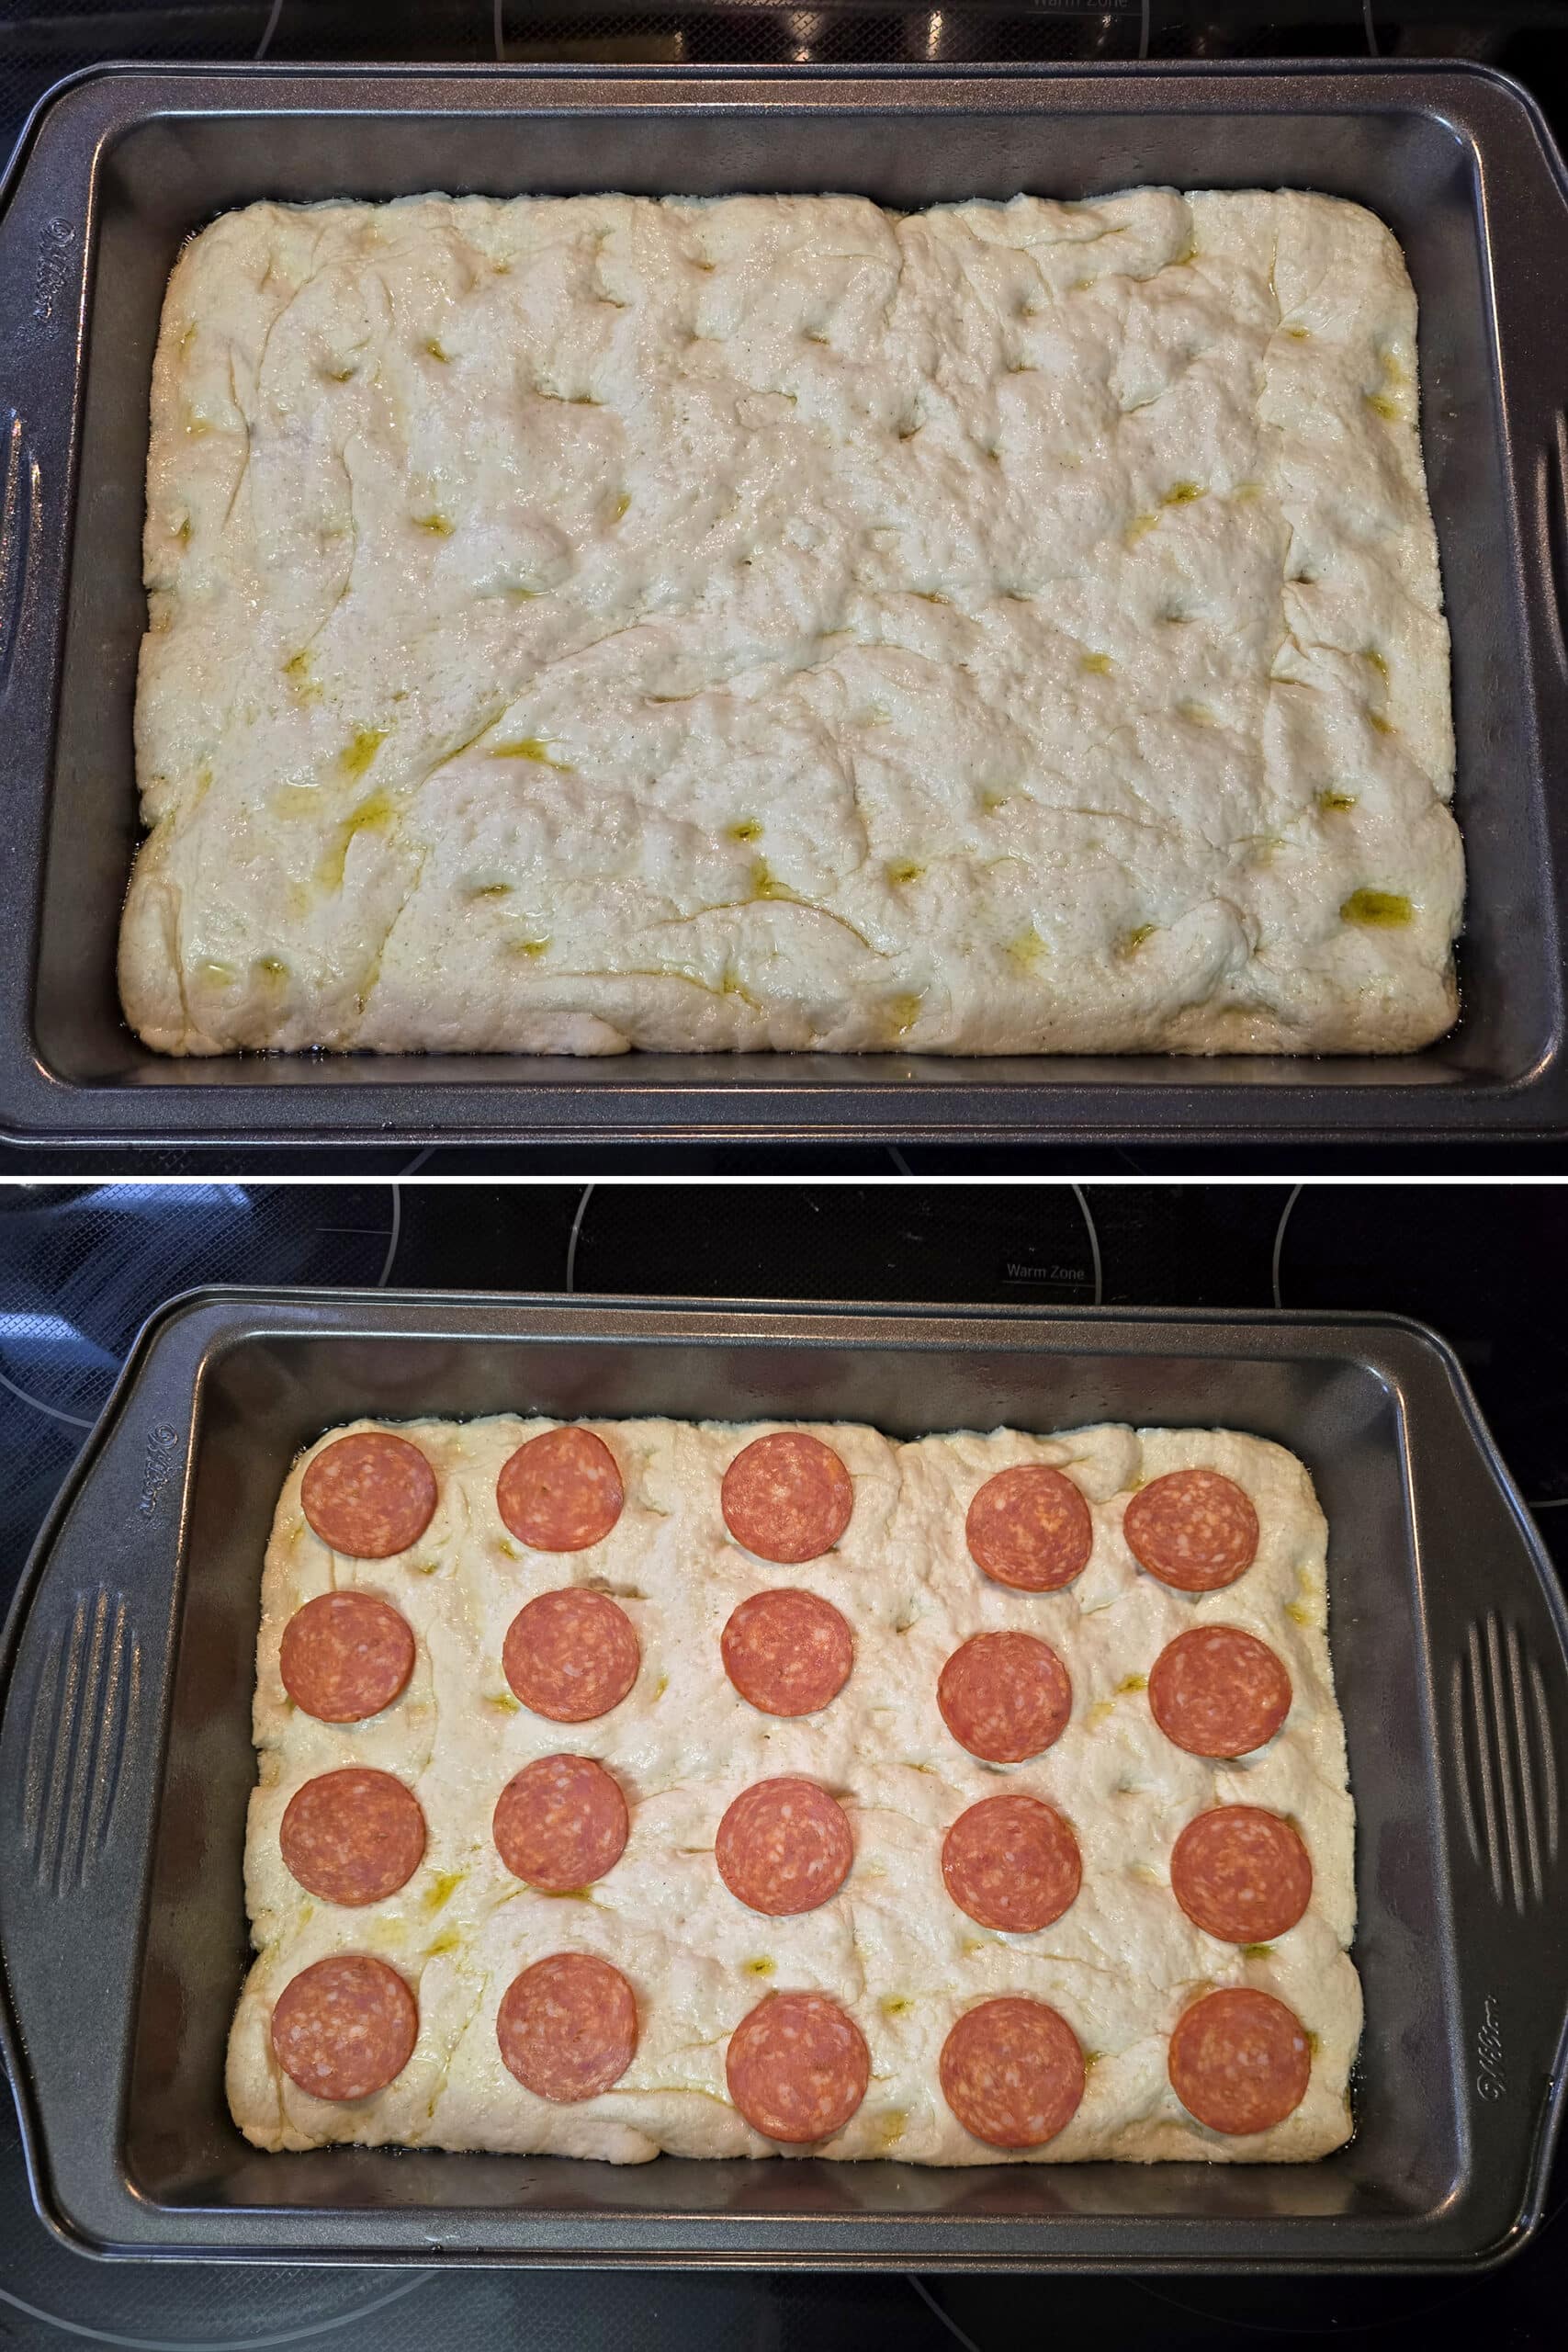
1 59 1567 1146
1 1288 1564 2269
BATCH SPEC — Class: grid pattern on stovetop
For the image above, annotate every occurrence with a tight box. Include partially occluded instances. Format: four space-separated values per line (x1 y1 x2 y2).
2 1178 1566 2346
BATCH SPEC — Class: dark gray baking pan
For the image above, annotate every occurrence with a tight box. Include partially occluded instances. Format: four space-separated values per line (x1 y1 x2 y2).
0 1288 1564 2269
1 59 1567 1146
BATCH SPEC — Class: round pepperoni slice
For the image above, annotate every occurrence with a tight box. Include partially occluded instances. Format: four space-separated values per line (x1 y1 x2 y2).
716 1778 853 1917
1124 1468 1259 1592
1148 1626 1292 1758
721 1588 854 1718
278 1591 415 1724
942 1793 1082 1933
269 1955 417 2103
940 1998 1086 2149
279 1768 427 1906
497 1953 637 2102
937 1631 1072 1764
726 1992 869 2143
492 1754 629 1893
965 1464 1093 1592
300 1432 437 1560
1170 1806 1313 1943
1168 1986 1313 2134
502 1589 640 1724
497 1427 624 1553
721 1432 853 1566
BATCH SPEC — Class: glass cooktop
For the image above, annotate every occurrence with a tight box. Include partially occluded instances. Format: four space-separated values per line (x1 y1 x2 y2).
1 1176 1563 2347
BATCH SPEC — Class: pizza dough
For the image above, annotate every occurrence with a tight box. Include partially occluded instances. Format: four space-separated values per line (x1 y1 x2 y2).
227 1413 1360 2164
125 189 1458 1058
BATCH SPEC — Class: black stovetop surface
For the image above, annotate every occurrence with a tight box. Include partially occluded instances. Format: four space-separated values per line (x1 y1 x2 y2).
0 1177 1564 2345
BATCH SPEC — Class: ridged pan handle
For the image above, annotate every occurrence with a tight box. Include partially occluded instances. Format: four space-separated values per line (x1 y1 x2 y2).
0 1380 189 2244
0 111 88 734
1418 1354 1568 2251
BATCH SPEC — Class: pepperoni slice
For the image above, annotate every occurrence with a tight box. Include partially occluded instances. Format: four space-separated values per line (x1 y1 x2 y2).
937 1631 1072 1764
278 1591 415 1723
1148 1626 1292 1758
300 1431 437 1559
497 1953 637 2102
1168 1986 1313 2134
497 1427 624 1553
722 1588 854 1717
726 1992 870 2143
940 1998 1086 2149
716 1777 853 1916
965 1464 1093 1592
1170 1806 1313 1943
942 1793 1082 1933
279 1768 426 1906
502 1588 640 1723
1124 1468 1259 1592
269 1955 417 2103
721 1432 853 1566
492 1754 629 1892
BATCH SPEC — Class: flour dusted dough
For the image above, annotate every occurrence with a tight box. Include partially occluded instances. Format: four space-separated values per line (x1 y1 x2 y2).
227 1417 1360 2164
124 189 1458 1058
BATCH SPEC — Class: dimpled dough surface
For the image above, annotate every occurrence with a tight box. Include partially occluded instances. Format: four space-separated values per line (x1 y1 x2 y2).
227 1418 1360 2164
124 189 1459 1058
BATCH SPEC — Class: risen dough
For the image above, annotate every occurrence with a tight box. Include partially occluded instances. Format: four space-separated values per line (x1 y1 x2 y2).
228 1416 1360 2164
124 188 1458 1058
